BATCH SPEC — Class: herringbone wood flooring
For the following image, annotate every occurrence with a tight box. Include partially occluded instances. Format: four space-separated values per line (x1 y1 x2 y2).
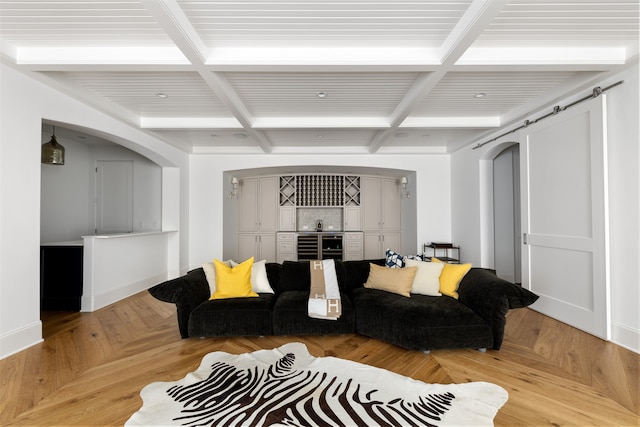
1 290 638 426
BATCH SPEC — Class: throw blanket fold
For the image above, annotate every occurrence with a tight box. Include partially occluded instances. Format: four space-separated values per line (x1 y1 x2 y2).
308 259 341 320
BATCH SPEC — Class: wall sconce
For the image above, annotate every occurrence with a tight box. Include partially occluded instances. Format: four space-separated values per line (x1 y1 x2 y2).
229 176 239 198
401 176 410 199
41 126 65 165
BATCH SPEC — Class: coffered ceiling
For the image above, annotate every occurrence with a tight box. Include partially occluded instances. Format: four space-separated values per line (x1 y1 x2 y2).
1 0 638 154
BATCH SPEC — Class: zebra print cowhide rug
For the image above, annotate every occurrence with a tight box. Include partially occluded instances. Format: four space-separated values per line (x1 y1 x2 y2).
126 342 507 427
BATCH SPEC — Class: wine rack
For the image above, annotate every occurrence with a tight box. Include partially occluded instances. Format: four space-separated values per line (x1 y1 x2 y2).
278 174 361 208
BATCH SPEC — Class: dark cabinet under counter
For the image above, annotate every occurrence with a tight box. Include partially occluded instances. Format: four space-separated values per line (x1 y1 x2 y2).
40 242 83 311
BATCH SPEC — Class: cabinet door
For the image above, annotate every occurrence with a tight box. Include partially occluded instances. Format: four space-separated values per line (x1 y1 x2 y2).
381 232 401 253
363 232 382 259
362 177 382 231
344 206 361 231
279 206 296 231
238 178 258 232
258 177 278 232
344 232 363 260
258 233 277 262
381 178 401 231
238 233 258 261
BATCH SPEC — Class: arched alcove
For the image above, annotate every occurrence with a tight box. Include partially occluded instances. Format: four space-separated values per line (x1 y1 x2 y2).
478 141 519 273
221 166 418 261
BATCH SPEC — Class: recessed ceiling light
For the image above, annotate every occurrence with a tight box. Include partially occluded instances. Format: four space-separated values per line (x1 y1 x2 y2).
315 92 328 98
233 133 247 139
210 134 218 138
473 92 486 98
156 93 168 98
317 134 324 138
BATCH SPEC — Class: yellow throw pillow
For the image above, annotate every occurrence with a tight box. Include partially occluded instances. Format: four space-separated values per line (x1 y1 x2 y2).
210 257 258 300
431 258 472 299
364 263 417 297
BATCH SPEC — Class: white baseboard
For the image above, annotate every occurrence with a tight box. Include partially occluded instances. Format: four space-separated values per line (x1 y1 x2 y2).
611 322 640 354
0 321 43 360
81 272 168 312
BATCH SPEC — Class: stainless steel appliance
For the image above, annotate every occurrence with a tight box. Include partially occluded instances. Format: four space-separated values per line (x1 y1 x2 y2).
296 233 343 260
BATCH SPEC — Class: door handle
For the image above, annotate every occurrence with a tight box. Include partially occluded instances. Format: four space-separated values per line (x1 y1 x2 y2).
523 233 528 245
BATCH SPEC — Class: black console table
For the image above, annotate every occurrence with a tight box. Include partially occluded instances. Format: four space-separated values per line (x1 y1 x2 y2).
423 242 460 263
40 242 83 311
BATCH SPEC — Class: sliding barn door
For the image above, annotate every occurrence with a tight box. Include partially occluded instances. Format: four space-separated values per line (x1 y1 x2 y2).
520 96 610 339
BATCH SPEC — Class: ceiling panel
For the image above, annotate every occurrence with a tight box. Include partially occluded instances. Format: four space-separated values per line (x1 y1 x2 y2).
178 0 471 48
0 0 173 46
50 71 232 117
410 71 594 117
474 0 640 47
1 0 637 154
225 72 420 117
263 129 377 147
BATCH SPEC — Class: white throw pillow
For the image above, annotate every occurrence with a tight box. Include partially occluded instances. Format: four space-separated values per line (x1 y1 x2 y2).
230 259 274 294
202 259 233 297
405 258 444 296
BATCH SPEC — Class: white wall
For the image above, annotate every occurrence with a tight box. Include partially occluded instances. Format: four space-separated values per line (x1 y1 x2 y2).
40 139 163 243
451 65 640 353
0 63 189 359
90 144 162 234
189 154 451 268
40 138 93 242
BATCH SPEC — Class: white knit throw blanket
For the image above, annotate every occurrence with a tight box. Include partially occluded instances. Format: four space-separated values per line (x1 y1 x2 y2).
308 259 341 320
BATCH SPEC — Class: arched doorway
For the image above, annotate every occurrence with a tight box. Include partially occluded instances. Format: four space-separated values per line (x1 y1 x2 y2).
492 145 521 284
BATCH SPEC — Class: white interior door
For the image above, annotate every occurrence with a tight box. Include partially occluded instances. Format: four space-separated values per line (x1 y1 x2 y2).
96 160 133 235
520 96 610 339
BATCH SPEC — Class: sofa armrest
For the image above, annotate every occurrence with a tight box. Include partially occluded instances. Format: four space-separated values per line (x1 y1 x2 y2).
148 268 210 338
457 268 539 349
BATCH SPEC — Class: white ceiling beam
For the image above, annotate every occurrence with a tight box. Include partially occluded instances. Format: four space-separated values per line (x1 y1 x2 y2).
143 0 273 153
367 0 508 153
14 46 189 65
251 117 389 129
457 47 627 66
140 117 243 129
141 0 209 65
400 117 500 128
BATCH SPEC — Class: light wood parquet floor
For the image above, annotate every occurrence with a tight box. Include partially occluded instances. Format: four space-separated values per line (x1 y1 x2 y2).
1 290 638 426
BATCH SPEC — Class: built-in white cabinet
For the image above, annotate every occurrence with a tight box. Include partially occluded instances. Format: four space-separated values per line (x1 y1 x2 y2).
364 232 401 259
238 176 278 261
237 173 400 261
279 206 296 231
344 232 363 260
238 232 277 262
343 206 361 231
276 232 296 263
362 176 401 258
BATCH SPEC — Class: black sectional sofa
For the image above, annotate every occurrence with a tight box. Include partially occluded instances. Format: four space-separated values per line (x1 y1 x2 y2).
149 259 538 352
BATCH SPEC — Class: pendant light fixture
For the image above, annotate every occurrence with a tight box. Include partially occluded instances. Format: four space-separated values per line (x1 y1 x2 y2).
41 126 65 165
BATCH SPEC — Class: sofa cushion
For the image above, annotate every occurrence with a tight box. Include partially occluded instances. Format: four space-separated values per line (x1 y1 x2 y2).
404 258 444 296
272 290 355 335
210 258 258 300
188 293 276 337
431 258 472 299
342 259 386 292
279 260 347 293
385 249 405 268
364 263 417 297
230 259 275 294
202 259 233 297
351 287 493 351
